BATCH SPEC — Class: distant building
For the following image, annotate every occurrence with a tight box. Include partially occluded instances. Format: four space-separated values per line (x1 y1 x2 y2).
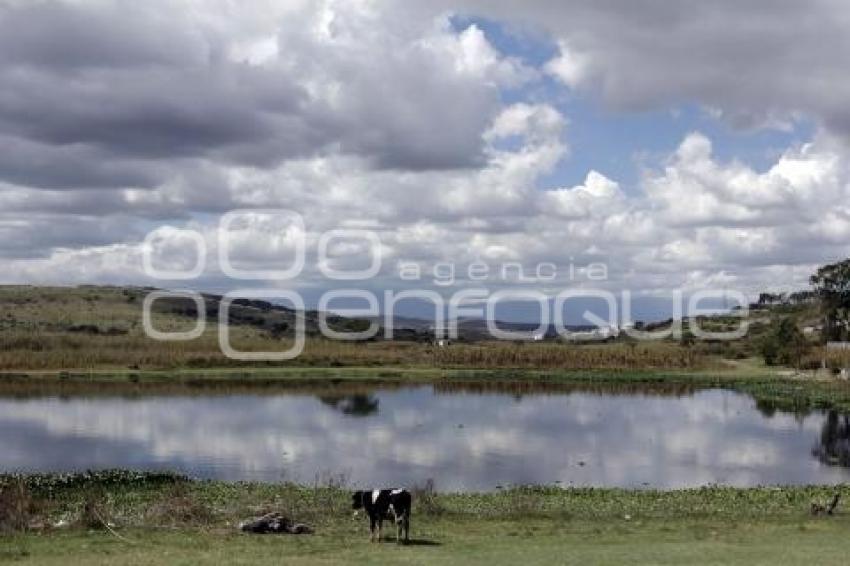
562 325 620 342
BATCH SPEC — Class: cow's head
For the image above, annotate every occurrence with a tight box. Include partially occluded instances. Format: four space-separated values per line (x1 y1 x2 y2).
351 491 365 510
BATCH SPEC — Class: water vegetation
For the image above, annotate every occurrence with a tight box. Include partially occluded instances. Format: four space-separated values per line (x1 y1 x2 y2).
3 362 850 413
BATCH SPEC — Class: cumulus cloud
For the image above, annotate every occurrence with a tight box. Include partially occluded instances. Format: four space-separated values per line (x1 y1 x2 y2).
0 0 528 179
1 0 849 302
650 132 846 227
542 171 624 219
643 132 850 270
544 40 589 89
469 0 850 136
10 122 846 299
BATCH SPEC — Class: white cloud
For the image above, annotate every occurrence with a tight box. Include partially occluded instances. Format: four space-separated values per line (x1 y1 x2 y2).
544 40 589 88
2 0 850 302
542 171 624 219
5 123 850 299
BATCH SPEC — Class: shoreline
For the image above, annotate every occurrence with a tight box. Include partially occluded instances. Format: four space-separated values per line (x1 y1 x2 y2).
2 365 850 412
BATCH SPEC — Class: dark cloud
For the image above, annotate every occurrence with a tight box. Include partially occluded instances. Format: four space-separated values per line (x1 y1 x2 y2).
0 1 205 70
0 137 165 189
0 62 310 163
0 0 498 189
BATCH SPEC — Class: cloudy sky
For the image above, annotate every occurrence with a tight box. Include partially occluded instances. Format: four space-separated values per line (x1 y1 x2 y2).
2 0 849 316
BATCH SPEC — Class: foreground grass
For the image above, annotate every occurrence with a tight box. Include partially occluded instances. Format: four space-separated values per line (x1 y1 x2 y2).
7 519 850 566
2 473 850 565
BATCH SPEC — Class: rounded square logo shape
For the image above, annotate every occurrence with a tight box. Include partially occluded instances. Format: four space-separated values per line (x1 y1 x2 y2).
219 289 305 361
143 290 206 341
553 289 619 341
318 289 380 341
318 229 382 280
688 290 750 341
142 229 207 281
218 209 305 281
486 289 550 341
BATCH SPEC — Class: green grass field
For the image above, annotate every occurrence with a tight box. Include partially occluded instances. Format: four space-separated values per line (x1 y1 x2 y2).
6 519 850 565
2 474 850 565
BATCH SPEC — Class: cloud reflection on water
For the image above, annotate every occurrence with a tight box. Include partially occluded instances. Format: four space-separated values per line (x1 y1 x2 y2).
1 387 849 491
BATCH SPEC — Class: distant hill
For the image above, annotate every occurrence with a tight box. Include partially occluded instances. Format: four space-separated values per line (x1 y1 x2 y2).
0 285 401 371
1 285 822 346
0 285 370 339
0 285 592 346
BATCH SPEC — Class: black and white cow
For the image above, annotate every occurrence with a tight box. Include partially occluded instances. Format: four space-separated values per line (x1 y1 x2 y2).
351 488 411 543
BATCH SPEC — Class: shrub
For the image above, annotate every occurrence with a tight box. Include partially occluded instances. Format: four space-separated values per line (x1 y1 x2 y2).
761 318 811 368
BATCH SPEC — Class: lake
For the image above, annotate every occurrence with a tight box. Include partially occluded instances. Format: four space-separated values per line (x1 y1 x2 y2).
2 384 850 491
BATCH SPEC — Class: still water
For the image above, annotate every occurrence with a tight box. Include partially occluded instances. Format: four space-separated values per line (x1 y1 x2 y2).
2 386 850 491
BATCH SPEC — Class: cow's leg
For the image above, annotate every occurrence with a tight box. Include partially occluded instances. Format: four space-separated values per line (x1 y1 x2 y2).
403 515 410 543
377 518 383 542
390 507 401 543
369 516 377 542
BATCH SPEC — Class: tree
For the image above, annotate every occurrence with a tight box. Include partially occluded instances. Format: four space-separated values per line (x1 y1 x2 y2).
789 290 816 305
810 259 850 342
761 317 810 368
760 333 780 366
758 292 786 305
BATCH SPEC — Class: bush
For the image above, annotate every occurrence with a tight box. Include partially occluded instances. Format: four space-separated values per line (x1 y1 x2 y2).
761 318 811 368
761 335 780 366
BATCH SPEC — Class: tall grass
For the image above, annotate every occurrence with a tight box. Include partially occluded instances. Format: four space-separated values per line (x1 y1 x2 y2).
0 330 709 371
432 341 704 370
0 479 36 532
805 347 850 372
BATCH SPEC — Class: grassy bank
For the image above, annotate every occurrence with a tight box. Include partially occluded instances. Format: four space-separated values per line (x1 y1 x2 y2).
3 363 850 413
4 284 850 414
2 473 850 565
5 284 844 377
